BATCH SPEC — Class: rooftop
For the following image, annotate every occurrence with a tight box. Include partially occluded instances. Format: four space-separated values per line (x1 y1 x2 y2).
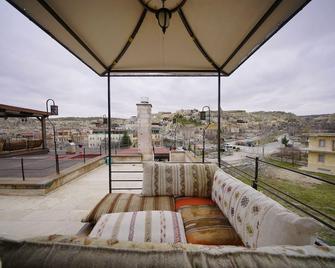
0 164 141 240
309 133 335 137
0 103 50 118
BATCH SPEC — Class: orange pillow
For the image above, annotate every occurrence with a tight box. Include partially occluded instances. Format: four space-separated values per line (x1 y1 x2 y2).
178 204 243 246
175 197 215 211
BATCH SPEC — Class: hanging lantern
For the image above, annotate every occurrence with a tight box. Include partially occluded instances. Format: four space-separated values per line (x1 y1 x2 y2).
50 105 58 115
156 1 171 34
200 111 206 121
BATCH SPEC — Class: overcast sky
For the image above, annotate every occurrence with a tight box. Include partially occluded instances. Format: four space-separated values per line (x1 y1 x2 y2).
1 1 334 118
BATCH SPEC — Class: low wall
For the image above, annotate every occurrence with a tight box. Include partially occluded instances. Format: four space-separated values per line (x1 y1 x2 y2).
169 151 201 162
0 148 49 158
0 156 105 196
185 151 201 162
169 151 185 162
111 154 142 163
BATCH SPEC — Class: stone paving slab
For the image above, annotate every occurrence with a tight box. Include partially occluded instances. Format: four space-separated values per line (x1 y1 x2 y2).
0 164 142 240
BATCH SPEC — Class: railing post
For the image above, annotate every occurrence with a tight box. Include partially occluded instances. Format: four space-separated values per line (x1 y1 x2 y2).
21 158 25 181
55 154 60 174
253 157 259 190
202 128 205 163
83 148 86 164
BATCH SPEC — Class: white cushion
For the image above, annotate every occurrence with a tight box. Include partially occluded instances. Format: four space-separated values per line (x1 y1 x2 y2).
89 211 187 244
212 169 321 248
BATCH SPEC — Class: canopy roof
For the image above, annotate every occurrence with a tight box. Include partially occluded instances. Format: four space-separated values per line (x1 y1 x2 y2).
0 104 49 118
8 0 310 76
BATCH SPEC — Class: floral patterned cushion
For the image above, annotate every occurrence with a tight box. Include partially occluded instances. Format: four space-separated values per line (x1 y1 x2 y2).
212 169 321 248
89 211 187 244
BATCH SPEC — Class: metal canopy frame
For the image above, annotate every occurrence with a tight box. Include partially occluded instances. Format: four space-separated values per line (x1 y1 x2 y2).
5 0 311 193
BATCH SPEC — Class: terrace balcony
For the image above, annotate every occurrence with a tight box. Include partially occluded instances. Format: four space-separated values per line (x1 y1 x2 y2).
1 0 335 266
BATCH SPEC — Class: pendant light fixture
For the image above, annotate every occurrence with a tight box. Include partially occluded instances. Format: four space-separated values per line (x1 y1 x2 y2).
155 0 171 34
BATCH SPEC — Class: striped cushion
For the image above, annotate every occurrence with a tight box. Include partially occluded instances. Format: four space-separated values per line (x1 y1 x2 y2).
142 162 218 197
178 204 243 246
89 211 187 244
82 193 175 223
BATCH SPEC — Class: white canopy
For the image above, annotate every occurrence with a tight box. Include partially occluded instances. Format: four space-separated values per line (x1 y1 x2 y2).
8 0 310 76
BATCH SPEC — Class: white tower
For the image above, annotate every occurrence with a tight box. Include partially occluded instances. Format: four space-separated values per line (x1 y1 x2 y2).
137 97 153 161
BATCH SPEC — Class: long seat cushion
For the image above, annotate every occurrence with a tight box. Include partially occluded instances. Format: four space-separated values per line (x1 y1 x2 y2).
89 211 187 244
212 169 322 248
1 235 334 268
82 193 175 223
176 197 243 246
142 162 218 197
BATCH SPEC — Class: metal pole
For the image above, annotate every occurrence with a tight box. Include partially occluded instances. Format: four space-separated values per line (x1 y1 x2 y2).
46 99 59 174
100 144 102 155
108 71 112 193
83 148 86 163
55 154 59 173
21 158 25 181
253 157 259 190
217 71 221 167
104 130 107 154
174 125 177 149
202 129 205 163
52 124 60 174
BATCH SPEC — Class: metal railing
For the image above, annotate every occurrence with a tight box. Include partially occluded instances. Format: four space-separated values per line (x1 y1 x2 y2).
109 162 143 191
108 161 210 192
221 157 335 232
0 151 102 181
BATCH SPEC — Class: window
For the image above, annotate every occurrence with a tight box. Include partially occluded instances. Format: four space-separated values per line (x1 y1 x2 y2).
318 153 325 163
319 139 325 147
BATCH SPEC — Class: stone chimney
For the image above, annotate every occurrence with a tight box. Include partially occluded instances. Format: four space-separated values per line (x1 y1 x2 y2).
137 97 153 161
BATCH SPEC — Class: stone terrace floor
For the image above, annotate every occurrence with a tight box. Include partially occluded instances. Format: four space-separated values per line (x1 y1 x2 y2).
0 164 142 240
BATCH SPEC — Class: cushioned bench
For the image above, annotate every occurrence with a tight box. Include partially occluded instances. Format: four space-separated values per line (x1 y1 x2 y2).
2 162 333 267
81 162 321 248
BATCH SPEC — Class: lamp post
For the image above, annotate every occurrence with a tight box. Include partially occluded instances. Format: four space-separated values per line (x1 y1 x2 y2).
172 117 179 149
200 106 211 163
46 99 59 174
103 114 107 154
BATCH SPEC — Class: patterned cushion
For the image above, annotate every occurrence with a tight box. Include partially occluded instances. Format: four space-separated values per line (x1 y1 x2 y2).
177 202 243 246
2 236 335 268
142 162 218 197
89 211 187 244
175 197 215 210
82 193 175 223
212 169 321 248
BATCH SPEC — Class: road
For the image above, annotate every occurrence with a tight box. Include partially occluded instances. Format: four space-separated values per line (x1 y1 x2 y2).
220 141 283 165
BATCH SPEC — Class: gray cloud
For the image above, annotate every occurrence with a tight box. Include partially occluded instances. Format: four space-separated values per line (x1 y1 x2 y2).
0 0 334 118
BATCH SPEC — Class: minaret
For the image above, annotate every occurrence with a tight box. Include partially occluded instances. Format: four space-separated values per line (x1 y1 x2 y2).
137 97 153 161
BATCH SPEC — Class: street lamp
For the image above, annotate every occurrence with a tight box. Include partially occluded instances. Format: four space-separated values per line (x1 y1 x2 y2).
200 106 211 163
46 99 60 174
